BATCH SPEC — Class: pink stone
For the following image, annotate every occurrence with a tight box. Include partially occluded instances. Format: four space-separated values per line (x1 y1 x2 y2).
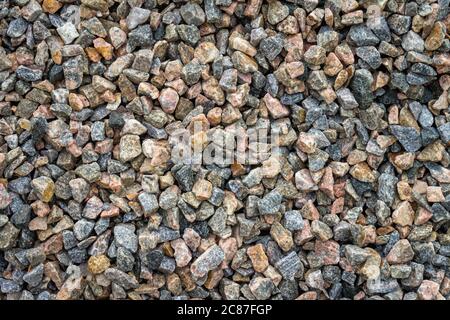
66 140 83 157
192 179 213 200
296 132 317 154
244 0 263 18
41 234 63 255
285 34 304 63
353 291 366 300
95 139 114 154
359 225 376 246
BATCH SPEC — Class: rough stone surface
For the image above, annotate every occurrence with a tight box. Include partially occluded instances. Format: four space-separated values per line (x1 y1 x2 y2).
0 0 449 302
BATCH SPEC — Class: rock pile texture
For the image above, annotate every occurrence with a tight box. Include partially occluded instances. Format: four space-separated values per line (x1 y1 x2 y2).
1 0 450 300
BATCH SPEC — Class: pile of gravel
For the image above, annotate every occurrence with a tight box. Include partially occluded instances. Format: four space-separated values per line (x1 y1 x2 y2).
1 0 450 300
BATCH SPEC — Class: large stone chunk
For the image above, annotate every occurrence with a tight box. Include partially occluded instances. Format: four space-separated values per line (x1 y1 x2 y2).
31 176 55 203
390 125 422 152
263 94 290 119
114 224 138 253
387 239 414 264
350 69 374 109
180 2 205 26
270 222 293 252
119 135 142 162
75 163 101 183
247 244 269 273
104 268 139 290
0 222 20 250
275 251 302 280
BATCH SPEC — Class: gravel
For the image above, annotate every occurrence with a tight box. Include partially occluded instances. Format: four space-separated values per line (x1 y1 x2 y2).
0 0 450 301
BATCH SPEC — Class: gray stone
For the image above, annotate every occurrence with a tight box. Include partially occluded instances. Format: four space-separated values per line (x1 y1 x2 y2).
128 25 153 48
283 210 304 231
208 187 225 206
57 22 79 44
116 247 135 272
336 88 359 109
119 135 142 162
204 0 222 23
355 46 381 69
317 29 339 51
7 18 28 38
147 250 164 270
258 190 282 215
114 224 138 253
158 256 176 274
190 244 225 277
174 165 195 192
73 220 95 241
350 69 374 109
344 245 370 266
267 0 289 25
387 14 411 35
391 125 422 152
0 222 20 250
348 25 380 46
368 16 391 42
138 192 159 215
16 66 43 82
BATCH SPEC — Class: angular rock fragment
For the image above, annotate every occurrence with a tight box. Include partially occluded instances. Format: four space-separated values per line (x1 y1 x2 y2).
0 0 449 302
190 245 225 278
